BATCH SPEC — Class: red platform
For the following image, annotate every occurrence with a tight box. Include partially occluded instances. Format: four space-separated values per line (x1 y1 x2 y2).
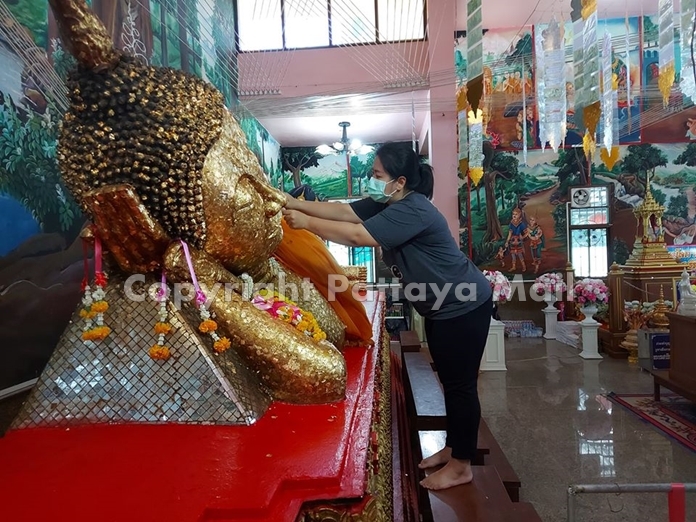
0 299 384 522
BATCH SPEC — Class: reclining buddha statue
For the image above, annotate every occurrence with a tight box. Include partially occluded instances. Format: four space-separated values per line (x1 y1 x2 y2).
13 0 373 428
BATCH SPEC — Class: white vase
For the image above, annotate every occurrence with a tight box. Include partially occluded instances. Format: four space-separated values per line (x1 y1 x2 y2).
581 304 598 322
543 293 558 305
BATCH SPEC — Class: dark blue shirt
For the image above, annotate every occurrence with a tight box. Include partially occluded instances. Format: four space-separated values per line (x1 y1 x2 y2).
350 193 492 319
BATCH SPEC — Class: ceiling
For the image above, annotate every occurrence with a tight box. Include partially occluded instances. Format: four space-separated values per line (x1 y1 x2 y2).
253 0 676 149
254 90 430 147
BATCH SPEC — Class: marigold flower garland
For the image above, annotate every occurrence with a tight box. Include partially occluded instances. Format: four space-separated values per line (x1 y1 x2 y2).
80 234 110 342
251 288 327 342
149 271 173 361
180 240 231 354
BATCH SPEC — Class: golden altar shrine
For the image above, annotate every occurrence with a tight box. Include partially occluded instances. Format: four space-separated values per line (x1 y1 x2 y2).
599 185 682 357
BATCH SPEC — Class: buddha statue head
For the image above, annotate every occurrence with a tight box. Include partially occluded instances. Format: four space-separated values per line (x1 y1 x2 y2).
50 0 286 275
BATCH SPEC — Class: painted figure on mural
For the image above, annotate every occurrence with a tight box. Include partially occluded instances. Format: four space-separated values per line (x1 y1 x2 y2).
504 207 527 272
515 109 535 145
495 246 507 269
685 118 696 140
525 215 544 273
665 223 696 245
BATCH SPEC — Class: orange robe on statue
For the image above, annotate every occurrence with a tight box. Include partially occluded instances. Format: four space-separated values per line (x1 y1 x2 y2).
274 219 374 345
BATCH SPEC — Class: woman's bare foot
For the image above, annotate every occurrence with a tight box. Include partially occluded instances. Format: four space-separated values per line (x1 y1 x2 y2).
420 458 473 490
418 446 452 469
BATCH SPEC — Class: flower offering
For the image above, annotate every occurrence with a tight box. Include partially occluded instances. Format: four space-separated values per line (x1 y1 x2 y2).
531 272 567 296
482 270 512 303
251 289 327 342
572 278 609 305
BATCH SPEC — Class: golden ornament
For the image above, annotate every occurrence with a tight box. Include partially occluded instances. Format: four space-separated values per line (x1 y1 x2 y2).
600 146 620 170
469 166 484 186
583 101 602 135
456 86 468 112
583 131 596 159
467 108 483 124
658 62 675 108
581 0 597 20
459 158 469 180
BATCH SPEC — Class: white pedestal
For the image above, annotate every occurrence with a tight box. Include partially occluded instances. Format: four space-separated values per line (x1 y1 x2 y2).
579 315 602 360
543 300 558 340
481 318 507 371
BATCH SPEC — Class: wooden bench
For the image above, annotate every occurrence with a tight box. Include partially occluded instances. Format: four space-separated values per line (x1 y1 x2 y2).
400 330 422 352
479 420 521 502
403 351 521 502
424 466 541 522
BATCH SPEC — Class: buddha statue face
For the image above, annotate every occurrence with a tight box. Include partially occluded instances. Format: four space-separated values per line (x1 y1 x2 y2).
55 44 286 275
199 112 286 273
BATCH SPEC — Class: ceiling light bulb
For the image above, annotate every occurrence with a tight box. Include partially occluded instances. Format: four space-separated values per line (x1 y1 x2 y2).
358 145 374 155
333 141 344 151
349 139 362 151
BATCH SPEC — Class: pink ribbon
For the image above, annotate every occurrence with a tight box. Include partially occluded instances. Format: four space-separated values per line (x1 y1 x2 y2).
180 240 206 305
156 271 167 302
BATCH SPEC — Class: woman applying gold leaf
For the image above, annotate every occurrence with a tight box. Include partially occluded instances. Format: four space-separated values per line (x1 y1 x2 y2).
283 143 493 491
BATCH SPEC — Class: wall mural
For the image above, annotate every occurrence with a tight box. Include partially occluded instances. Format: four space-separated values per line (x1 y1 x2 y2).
460 142 696 277
457 14 696 277
0 0 277 394
279 146 378 200
465 27 537 151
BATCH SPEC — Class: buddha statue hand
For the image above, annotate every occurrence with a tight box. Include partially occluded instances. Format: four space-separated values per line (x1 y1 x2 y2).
81 184 171 274
164 242 347 404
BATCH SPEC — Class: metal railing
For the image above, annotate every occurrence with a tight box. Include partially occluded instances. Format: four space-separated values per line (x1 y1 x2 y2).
567 483 696 522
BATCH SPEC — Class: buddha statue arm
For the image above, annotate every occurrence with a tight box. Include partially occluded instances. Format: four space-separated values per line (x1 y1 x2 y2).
164 243 347 404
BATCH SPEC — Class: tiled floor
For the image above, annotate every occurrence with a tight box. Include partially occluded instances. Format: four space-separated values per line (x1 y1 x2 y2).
480 338 696 522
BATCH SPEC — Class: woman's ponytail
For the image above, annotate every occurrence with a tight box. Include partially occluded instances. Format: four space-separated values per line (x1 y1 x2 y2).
416 163 434 199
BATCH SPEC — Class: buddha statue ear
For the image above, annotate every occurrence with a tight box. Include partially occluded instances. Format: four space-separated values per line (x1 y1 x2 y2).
48 0 121 70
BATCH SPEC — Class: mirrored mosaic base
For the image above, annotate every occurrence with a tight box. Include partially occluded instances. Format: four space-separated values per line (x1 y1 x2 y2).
12 274 271 429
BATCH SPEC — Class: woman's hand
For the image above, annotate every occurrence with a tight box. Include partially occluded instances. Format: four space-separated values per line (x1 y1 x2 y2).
283 196 298 210
282 208 311 230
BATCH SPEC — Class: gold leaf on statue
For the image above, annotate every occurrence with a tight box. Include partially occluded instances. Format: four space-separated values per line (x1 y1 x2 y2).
583 101 602 134
612 73 619 91
600 146 620 170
